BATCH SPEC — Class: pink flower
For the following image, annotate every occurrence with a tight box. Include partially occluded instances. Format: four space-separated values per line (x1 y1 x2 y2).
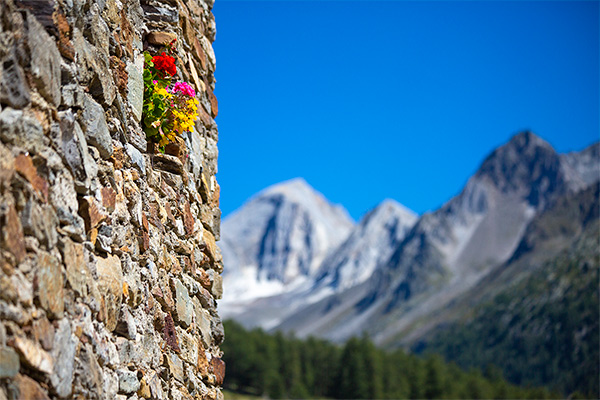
172 81 196 98
153 80 158 85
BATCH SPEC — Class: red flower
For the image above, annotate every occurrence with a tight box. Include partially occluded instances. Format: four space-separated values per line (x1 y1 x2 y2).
152 52 176 76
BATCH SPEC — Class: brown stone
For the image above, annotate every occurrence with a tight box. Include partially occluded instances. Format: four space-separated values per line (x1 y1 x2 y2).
197 105 212 128
202 230 217 262
0 142 15 188
110 55 128 96
36 251 65 319
79 196 106 232
13 336 54 375
139 231 149 253
165 202 176 226
14 374 51 400
152 154 184 175
198 269 211 290
210 357 226 386
207 87 218 117
182 200 194 236
111 146 125 169
192 37 207 71
1 203 26 264
119 9 134 58
53 10 75 61
62 238 90 297
96 254 123 331
163 312 180 352
147 31 177 46
141 213 149 232
33 316 55 351
101 186 116 213
15 153 48 202
152 282 174 312
197 346 209 378
212 182 221 207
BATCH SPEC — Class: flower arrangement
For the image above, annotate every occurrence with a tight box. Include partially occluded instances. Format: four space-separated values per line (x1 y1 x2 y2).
142 40 199 150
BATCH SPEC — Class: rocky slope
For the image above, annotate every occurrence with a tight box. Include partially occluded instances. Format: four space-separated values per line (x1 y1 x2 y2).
421 183 599 397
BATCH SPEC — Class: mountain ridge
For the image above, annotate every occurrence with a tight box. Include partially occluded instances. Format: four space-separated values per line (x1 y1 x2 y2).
220 132 599 348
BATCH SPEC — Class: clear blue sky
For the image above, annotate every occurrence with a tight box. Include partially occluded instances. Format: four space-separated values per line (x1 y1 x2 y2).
212 0 599 221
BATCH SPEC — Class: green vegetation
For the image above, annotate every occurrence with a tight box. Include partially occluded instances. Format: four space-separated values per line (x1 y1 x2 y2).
222 320 558 399
423 224 599 399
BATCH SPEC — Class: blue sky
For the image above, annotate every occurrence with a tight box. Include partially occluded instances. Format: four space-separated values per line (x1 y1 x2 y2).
212 1 599 221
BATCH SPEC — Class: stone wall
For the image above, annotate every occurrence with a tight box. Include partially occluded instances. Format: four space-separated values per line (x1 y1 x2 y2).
0 0 224 399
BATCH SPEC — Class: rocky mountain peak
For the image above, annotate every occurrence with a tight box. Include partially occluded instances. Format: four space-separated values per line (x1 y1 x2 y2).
476 131 566 208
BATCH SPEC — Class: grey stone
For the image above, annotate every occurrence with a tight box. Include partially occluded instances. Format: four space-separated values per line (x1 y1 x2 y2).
61 84 85 108
21 200 58 249
126 55 144 122
79 94 113 159
51 319 77 398
186 127 204 181
173 278 193 328
55 207 86 242
85 4 110 55
58 110 95 193
0 347 20 378
141 3 179 24
74 343 104 398
115 305 137 340
126 143 146 175
117 368 140 394
211 315 224 346
193 297 212 347
72 29 116 107
176 327 198 365
166 352 184 382
211 273 223 300
0 56 31 108
96 224 113 254
26 13 61 106
0 107 47 154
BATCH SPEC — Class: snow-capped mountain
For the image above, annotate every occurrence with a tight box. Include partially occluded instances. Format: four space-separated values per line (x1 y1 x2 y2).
218 178 354 319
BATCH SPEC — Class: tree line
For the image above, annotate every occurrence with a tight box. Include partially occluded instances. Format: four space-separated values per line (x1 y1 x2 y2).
221 319 560 399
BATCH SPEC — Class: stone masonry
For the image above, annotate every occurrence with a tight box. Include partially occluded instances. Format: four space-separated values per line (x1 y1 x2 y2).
0 0 224 399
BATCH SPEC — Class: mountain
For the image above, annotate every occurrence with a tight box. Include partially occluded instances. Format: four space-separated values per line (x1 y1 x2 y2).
312 199 418 294
274 132 598 344
421 183 599 397
218 178 354 324
219 133 598 351
219 183 418 329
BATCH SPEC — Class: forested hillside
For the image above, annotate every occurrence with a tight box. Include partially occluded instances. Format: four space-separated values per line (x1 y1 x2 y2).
221 320 559 399
422 219 599 398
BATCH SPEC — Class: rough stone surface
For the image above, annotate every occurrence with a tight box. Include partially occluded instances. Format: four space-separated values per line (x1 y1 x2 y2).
0 0 223 398
174 278 193 327
117 368 140 394
50 319 77 398
26 13 61 106
126 55 144 122
96 254 124 332
36 251 65 319
79 94 114 159
0 347 19 378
